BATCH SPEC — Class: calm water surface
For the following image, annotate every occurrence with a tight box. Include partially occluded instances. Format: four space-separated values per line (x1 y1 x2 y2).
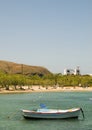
0 92 92 130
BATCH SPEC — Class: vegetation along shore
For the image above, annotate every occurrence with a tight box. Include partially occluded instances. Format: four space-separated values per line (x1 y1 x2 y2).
0 60 92 93
0 71 92 93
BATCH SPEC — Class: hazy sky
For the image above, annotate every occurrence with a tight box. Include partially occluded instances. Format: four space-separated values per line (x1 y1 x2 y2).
0 0 92 74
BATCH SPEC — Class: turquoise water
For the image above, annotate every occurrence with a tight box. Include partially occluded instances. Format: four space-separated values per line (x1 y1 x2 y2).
0 92 92 130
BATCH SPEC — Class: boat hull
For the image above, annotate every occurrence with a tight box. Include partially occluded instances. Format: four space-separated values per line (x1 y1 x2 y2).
22 108 81 119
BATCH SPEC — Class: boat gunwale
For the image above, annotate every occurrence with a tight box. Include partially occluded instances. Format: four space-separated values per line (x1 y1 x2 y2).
22 108 81 114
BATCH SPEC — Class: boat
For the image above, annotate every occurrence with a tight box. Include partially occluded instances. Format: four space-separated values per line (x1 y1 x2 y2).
21 105 84 119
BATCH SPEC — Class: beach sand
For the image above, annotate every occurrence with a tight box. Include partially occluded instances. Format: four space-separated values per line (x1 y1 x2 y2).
0 86 92 94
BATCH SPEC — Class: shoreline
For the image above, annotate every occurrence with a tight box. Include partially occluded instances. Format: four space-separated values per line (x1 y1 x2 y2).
0 86 92 94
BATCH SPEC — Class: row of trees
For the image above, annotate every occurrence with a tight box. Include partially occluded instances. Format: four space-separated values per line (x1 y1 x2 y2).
0 71 92 90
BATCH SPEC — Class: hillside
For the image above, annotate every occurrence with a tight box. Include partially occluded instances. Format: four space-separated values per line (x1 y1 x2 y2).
0 60 51 76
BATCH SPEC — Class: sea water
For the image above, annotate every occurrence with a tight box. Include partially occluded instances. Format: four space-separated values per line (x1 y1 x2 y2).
0 92 92 130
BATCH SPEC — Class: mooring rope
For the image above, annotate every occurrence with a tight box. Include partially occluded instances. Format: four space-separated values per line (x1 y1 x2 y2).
7 110 20 120
80 108 85 120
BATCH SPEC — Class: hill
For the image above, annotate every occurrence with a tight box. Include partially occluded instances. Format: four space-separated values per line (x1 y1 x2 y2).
0 60 51 76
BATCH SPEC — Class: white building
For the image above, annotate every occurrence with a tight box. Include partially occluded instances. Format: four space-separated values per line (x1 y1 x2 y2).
74 67 80 75
64 67 80 75
64 69 70 75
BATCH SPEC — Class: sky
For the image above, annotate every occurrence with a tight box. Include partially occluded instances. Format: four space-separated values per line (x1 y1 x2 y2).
0 0 92 74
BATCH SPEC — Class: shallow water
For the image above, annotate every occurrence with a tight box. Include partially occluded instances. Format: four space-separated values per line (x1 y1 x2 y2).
0 92 92 130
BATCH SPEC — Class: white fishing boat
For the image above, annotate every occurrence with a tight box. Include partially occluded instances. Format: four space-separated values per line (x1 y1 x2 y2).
21 106 84 119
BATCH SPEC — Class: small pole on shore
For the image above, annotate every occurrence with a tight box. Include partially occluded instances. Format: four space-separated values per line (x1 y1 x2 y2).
21 64 23 75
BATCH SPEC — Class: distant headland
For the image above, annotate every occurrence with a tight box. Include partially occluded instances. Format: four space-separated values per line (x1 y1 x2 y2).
0 60 51 76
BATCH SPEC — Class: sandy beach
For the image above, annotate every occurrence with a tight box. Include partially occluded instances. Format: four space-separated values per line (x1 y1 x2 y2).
0 86 92 94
